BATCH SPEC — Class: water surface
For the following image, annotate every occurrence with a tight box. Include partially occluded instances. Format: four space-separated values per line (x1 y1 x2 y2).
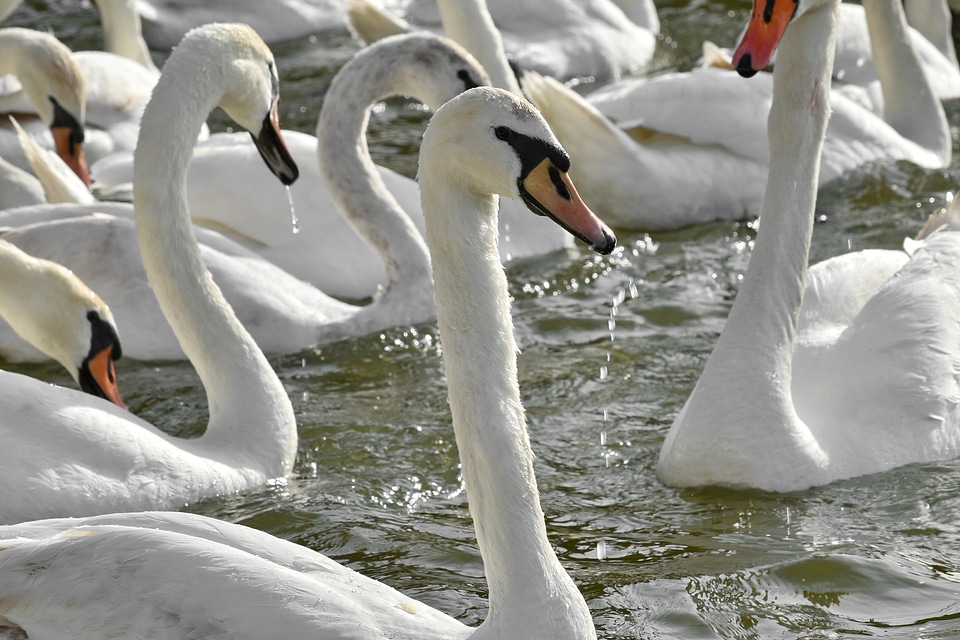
5 1 960 637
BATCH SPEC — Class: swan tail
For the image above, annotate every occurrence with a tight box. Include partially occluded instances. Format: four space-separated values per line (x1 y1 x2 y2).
520 71 631 166
345 0 411 44
9 116 95 206
701 41 734 69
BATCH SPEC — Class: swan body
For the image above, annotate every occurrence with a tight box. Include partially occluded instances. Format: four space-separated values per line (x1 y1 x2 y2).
656 0 960 492
0 23 300 523
135 0 345 48
521 0 950 230
0 202 356 360
0 34 502 358
0 85 613 640
0 238 124 406
90 33 571 300
401 0 658 82
0 28 89 185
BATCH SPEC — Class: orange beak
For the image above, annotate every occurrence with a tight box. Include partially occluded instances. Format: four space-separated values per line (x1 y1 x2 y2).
84 344 126 409
732 0 798 77
520 158 616 255
52 125 91 186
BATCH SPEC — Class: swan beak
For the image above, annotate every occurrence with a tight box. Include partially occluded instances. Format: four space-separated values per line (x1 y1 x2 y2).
520 158 617 255
80 344 126 410
250 99 299 186
51 125 91 187
732 0 797 77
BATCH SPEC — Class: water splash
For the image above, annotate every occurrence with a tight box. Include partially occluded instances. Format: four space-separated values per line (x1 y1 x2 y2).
285 185 300 235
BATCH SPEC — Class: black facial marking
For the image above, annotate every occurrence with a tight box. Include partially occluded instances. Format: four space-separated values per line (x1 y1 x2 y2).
548 164 570 200
457 69 482 91
78 311 122 400
763 0 776 23
49 97 84 145
494 126 570 177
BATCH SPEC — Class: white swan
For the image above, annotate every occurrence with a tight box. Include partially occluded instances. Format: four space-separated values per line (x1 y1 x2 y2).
832 0 960 107
656 0 960 492
0 85 614 640
89 33 571 301
0 238 124 407
0 23 300 523
520 0 950 230
398 0 658 82
0 33 498 359
135 0 345 48
0 28 89 186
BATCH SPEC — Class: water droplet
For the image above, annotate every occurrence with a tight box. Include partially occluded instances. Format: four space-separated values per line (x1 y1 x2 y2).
285 185 300 235
597 540 607 560
599 365 608 380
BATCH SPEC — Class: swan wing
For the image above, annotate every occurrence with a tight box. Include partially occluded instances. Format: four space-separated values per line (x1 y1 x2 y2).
794 232 960 470
0 515 468 639
588 66 773 164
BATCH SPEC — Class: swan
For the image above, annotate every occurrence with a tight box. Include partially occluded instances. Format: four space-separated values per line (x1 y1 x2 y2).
0 238 124 407
135 0 345 48
0 33 497 359
832 0 960 106
346 0 522 94
392 0 658 82
89 33 571 301
656 0 960 492
0 28 89 186
0 0 196 170
0 85 614 640
0 23 301 523
520 0 950 230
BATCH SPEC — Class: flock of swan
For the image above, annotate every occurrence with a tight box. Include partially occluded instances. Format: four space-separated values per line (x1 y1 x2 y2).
0 0 957 636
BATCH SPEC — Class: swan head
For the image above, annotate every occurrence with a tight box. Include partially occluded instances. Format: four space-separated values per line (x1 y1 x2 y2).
420 86 616 254
0 244 125 408
732 0 831 76
378 32 490 111
0 28 90 185
175 23 299 185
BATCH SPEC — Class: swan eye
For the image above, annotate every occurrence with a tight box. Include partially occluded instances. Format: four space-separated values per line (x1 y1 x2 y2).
494 126 511 141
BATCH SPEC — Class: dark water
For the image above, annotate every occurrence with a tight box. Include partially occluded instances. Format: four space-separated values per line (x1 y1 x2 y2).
5 1 960 637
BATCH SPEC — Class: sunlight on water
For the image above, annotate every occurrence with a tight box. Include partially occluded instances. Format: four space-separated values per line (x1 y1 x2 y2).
5 1 960 638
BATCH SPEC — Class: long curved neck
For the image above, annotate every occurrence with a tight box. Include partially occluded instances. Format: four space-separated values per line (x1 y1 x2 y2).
98 0 159 72
437 0 521 93
419 176 582 626
132 54 296 473
0 240 76 377
685 4 837 434
865 0 950 161
316 52 432 302
904 0 958 64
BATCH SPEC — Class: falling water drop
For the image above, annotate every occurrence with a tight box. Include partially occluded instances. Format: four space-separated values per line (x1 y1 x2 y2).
285 185 300 235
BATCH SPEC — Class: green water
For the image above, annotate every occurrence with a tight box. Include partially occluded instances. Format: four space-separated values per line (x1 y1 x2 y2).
5 0 960 637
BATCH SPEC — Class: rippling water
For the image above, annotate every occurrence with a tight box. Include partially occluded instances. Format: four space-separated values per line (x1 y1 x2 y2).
6 1 960 637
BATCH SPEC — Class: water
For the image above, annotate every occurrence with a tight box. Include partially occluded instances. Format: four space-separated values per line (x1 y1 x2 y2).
5 1 960 637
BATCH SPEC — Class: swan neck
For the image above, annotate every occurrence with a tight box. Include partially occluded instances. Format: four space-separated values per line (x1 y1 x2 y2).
132 52 296 472
864 0 949 158
316 52 432 295
420 176 569 612
437 0 522 93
